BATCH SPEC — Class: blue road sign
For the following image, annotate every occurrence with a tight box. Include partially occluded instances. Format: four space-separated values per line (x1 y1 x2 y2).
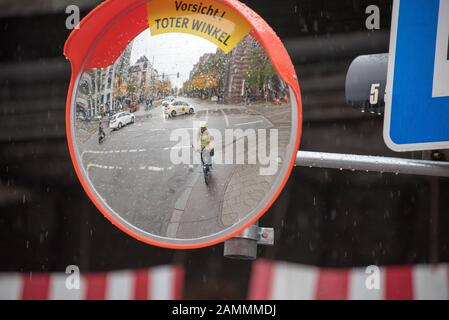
384 0 449 151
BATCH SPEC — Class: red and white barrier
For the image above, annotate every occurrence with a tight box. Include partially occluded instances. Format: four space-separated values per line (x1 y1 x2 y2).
248 260 449 300
0 265 184 300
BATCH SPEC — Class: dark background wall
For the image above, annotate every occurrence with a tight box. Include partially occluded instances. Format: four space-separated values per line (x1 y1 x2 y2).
0 0 448 299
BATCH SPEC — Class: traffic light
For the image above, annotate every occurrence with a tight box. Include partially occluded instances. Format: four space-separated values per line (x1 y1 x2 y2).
177 72 180 78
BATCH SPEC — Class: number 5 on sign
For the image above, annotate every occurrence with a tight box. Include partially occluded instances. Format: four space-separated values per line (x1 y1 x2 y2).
370 83 380 105
433 0 449 98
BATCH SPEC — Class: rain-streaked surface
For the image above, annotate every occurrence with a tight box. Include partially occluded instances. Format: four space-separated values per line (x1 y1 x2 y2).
0 0 448 300
72 28 296 243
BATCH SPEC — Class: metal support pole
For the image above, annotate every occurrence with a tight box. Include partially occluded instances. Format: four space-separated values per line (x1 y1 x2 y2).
295 151 449 177
224 151 449 260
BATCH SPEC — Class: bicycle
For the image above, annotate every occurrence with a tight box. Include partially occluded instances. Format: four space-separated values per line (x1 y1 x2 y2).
201 147 213 186
192 145 213 186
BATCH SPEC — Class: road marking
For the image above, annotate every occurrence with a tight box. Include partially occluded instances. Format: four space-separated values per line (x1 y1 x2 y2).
174 188 193 211
166 210 183 238
166 172 200 238
164 145 191 151
147 166 165 172
81 149 147 158
87 163 168 173
126 128 164 133
268 109 291 117
234 120 265 127
87 164 123 171
220 109 230 127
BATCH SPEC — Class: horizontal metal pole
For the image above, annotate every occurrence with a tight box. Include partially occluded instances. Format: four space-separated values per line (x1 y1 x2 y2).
295 151 449 178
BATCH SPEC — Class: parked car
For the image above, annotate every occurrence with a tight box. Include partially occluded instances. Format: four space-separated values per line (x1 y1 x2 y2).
164 101 195 118
109 112 135 130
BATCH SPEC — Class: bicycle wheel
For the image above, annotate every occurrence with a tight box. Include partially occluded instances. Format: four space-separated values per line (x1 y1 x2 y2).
204 167 210 186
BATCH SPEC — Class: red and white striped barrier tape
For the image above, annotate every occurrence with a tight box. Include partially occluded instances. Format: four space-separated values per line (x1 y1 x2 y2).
248 260 449 300
0 265 184 300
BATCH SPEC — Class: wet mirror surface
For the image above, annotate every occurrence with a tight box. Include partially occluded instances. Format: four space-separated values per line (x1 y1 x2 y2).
73 29 297 243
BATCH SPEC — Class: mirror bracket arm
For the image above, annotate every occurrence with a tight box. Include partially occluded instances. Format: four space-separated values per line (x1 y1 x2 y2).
224 224 274 260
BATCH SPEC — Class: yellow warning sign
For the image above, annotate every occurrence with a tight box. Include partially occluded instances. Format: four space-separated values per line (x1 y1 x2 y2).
147 0 251 53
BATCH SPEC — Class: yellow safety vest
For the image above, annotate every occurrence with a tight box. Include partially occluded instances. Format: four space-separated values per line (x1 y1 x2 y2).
200 130 211 148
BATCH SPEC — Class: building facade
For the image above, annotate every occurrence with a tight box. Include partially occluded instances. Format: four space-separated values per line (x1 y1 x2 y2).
223 35 259 103
222 35 287 104
128 55 159 101
76 41 133 117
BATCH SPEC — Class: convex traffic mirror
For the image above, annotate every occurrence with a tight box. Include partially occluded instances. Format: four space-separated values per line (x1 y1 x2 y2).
65 0 302 248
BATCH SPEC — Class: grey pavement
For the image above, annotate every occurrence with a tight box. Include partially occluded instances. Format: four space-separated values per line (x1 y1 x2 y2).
220 101 293 227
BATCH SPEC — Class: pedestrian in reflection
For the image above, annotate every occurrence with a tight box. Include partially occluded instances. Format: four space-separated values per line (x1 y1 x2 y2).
245 86 251 105
273 94 281 106
98 118 106 143
283 92 289 105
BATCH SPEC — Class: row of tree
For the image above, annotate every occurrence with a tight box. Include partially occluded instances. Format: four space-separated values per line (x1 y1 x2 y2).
245 47 276 96
183 46 276 100
183 53 228 99
114 74 173 100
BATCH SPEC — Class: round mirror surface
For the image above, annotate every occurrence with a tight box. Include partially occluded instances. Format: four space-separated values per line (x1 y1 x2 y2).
69 0 300 247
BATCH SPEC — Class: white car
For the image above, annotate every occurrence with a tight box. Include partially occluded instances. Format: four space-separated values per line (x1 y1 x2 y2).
161 96 175 107
109 112 135 130
164 101 195 118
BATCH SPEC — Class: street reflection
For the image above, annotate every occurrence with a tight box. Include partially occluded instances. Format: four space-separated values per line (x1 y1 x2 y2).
73 30 295 240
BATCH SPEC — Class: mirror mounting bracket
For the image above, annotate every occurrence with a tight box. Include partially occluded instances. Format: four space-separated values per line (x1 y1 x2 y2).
224 224 274 260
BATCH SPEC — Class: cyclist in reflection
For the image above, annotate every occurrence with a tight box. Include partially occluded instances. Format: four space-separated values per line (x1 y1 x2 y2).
198 121 214 167
98 118 106 144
